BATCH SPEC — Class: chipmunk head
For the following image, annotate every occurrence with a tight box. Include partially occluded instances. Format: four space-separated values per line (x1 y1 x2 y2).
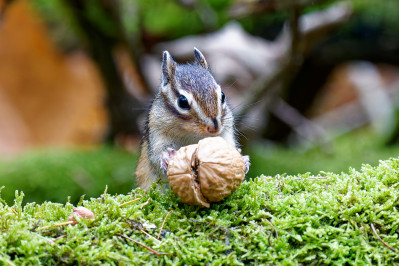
160 48 230 136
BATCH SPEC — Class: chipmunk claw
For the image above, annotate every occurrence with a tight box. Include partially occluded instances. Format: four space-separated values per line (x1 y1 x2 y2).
237 148 250 174
242 155 251 174
160 148 176 175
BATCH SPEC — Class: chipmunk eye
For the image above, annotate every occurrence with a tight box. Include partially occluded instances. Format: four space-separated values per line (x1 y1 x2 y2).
221 92 226 104
178 95 190 110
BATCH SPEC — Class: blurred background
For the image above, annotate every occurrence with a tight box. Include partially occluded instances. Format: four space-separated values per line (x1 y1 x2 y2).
1 0 399 204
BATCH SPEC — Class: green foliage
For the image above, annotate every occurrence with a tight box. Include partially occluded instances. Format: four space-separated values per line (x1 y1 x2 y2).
121 0 233 39
248 129 399 178
351 0 399 32
137 0 203 38
0 147 137 205
1 157 399 264
31 0 399 49
31 0 234 48
30 0 80 50
85 0 120 38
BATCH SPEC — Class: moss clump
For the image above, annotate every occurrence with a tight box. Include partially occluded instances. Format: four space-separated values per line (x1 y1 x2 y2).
1 158 399 264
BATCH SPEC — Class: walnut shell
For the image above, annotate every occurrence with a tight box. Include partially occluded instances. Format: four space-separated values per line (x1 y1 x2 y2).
167 137 246 208
167 144 210 208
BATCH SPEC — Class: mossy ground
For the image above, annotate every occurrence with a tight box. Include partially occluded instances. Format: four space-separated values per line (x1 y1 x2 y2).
2 129 399 205
1 156 399 264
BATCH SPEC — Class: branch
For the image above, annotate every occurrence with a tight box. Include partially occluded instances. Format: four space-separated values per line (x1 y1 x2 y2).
237 2 352 132
158 210 173 239
268 97 331 147
61 0 145 140
370 224 396 252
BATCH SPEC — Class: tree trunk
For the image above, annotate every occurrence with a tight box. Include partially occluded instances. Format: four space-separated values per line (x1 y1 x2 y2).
62 0 144 142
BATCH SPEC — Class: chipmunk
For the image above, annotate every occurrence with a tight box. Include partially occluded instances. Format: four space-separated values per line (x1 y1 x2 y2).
135 48 249 190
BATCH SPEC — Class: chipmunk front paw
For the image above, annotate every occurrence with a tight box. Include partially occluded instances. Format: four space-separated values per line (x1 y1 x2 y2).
242 155 250 174
237 149 250 174
160 148 176 175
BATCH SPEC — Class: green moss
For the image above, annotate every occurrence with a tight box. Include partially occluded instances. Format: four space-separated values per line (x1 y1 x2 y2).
0 146 137 205
1 156 399 264
248 129 399 178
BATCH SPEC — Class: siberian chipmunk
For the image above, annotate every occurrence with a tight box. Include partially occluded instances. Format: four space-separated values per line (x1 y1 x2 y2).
135 48 249 190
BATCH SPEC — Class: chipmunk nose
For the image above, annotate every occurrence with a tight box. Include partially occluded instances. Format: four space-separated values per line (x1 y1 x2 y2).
206 118 219 134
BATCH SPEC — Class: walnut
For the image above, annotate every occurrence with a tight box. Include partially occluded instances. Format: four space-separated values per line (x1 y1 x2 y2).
67 206 95 225
167 137 246 208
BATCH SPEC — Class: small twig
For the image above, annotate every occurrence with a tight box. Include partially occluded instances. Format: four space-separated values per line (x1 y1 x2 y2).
127 220 160 243
5 259 15 266
54 235 66 241
105 198 141 213
268 98 331 150
8 207 18 215
265 218 279 238
158 210 173 239
370 223 396 252
117 234 168 256
36 221 74 232
140 198 151 209
294 176 328 180
135 227 160 243
119 198 141 207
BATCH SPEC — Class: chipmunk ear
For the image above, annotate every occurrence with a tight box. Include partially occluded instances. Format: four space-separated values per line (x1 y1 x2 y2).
193 47 208 69
162 51 176 86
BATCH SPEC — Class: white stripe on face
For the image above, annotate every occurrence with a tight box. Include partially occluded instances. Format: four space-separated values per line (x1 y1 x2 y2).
163 85 176 109
162 84 194 116
215 83 223 119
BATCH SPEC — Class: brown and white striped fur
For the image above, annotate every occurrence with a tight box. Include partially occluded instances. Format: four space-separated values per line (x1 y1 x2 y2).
135 48 238 190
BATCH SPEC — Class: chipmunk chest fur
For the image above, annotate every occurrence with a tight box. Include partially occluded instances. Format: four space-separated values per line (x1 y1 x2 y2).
135 48 237 190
